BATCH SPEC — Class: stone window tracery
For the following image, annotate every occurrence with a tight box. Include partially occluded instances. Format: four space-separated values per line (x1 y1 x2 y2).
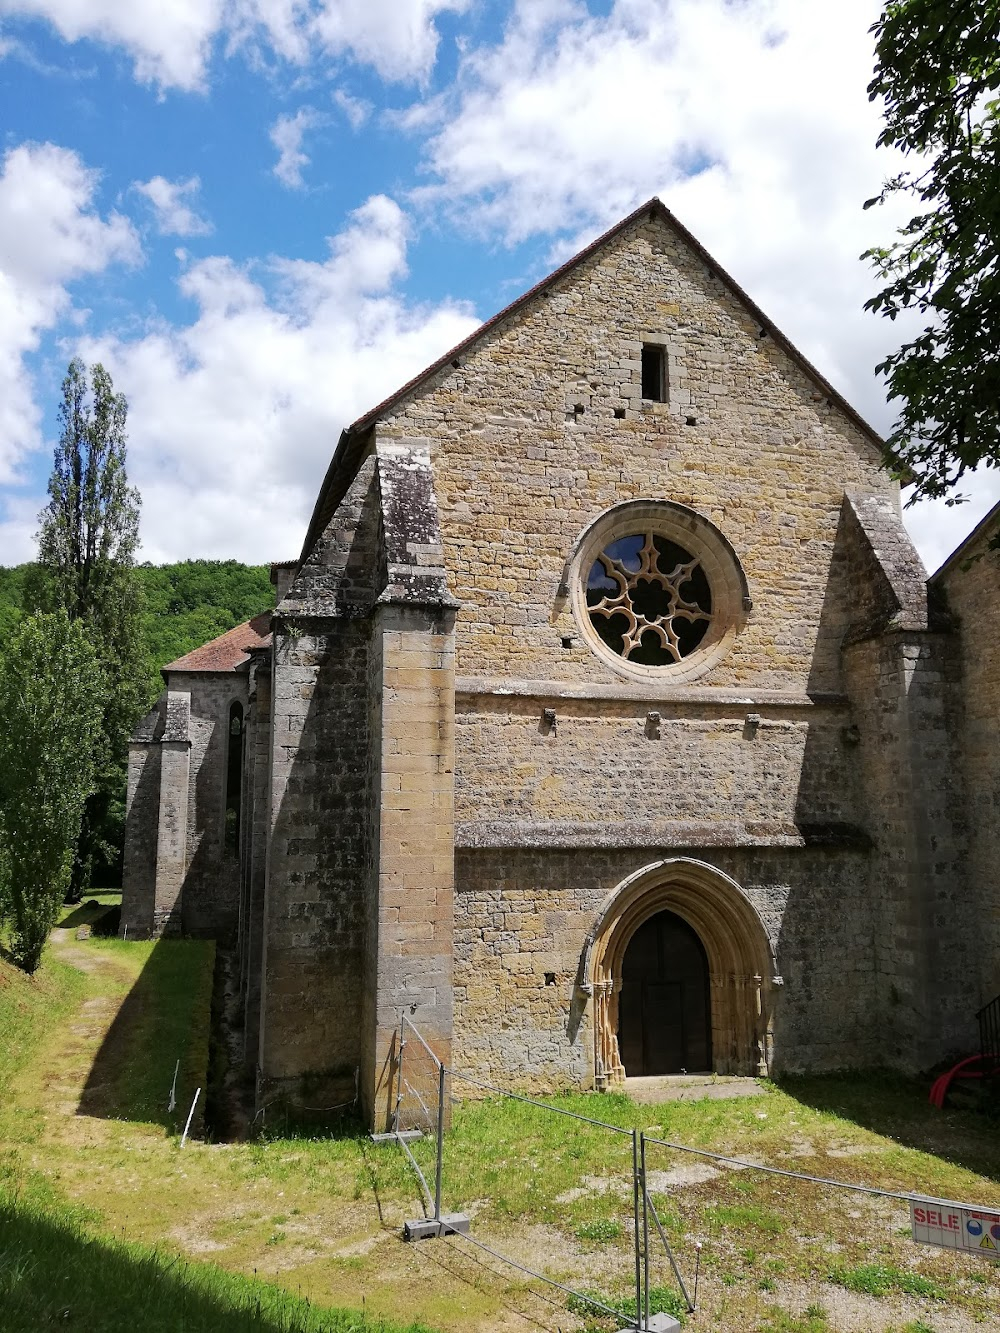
568 499 750 683
586 533 712 666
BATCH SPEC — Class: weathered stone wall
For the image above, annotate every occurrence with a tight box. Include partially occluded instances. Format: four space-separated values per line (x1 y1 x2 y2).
454 691 859 841
239 654 272 1065
257 460 382 1106
932 521 1000 1008
121 703 163 937
368 208 910 1080
257 443 460 1120
376 210 896 694
174 673 247 937
364 606 457 1130
246 204 978 1107
839 495 972 1067
842 631 971 1065
153 689 192 934
258 621 371 1105
452 845 879 1091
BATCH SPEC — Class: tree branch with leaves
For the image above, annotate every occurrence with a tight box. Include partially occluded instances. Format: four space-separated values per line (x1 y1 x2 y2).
865 1 1000 503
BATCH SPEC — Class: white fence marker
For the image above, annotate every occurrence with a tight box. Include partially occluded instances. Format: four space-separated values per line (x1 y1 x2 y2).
180 1087 201 1148
911 1200 1000 1258
168 1059 179 1113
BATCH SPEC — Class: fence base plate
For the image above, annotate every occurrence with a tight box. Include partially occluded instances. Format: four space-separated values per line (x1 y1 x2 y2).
403 1214 471 1242
370 1130 423 1143
617 1316 681 1333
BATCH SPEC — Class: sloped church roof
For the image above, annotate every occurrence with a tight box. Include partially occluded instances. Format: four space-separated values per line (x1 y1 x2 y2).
162 611 272 675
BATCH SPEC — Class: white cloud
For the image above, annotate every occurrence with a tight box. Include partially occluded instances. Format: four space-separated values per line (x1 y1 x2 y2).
72 194 477 562
332 87 372 130
226 0 310 64
309 0 469 83
270 108 321 190
0 141 138 494
134 175 211 236
0 0 468 89
0 0 223 90
400 0 982 564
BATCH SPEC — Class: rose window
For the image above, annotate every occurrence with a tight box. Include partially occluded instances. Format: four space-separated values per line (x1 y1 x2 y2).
585 533 713 666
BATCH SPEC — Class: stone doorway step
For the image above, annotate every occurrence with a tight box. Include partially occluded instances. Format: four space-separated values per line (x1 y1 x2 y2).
623 1074 763 1102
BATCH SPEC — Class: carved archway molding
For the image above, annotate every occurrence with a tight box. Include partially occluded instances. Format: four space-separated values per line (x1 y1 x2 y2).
580 858 779 1088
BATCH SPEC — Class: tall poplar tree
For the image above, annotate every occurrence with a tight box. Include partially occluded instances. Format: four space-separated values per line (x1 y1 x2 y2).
31 358 145 896
0 611 102 972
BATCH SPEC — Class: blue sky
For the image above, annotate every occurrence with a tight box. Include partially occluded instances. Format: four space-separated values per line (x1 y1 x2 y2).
0 0 994 567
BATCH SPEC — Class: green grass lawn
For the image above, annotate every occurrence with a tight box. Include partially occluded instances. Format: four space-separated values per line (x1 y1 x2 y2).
0 1183 435 1333
0 926 432 1333
2 921 999 1332
400 1078 1000 1330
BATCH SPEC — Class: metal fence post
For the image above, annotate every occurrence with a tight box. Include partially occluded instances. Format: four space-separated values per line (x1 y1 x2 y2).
434 1062 446 1224
641 1132 650 1330
393 1015 405 1134
632 1128 642 1330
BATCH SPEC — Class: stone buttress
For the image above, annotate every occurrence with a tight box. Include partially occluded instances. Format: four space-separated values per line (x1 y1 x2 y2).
256 442 457 1124
121 616 271 939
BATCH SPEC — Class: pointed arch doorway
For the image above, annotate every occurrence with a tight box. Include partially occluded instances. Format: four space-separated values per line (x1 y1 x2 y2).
583 858 777 1088
618 910 712 1075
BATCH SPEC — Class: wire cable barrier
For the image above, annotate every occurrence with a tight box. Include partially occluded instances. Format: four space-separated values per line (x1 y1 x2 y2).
383 1018 995 1331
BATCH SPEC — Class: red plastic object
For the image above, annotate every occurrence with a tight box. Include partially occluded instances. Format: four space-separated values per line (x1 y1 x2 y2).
929 1055 995 1108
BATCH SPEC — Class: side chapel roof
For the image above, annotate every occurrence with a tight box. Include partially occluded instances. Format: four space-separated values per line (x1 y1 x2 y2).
299 195 885 563
162 611 272 675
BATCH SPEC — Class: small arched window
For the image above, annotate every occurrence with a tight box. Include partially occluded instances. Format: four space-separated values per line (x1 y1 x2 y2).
224 701 244 854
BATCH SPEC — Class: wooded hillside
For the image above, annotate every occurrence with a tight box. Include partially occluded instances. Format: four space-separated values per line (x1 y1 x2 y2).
0 561 275 705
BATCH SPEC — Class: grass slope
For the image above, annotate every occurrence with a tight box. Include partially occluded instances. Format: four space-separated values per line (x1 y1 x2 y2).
4 922 1000 1331
0 949 86 1093
0 1188 434 1333
0 922 432 1333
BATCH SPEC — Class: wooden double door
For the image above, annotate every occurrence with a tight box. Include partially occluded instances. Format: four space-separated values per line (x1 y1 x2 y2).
617 910 712 1075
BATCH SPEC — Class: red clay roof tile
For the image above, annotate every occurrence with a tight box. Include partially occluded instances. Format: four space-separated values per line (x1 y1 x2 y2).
162 611 272 675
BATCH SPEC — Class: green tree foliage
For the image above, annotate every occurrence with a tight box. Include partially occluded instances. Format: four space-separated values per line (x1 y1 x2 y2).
0 566 28 641
1 560 275 711
139 560 275 700
29 360 146 895
0 559 273 889
865 2 1000 502
0 612 102 973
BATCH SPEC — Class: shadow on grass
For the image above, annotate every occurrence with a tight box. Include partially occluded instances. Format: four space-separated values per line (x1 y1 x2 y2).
60 902 122 935
0 1194 430 1333
77 935 216 1132
57 903 96 931
775 1070 1000 1184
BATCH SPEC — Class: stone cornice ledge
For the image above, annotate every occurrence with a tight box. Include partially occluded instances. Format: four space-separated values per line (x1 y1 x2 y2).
455 677 848 709
455 820 870 850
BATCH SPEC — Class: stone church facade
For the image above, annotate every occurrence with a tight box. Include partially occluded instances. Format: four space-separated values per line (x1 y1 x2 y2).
121 198 996 1128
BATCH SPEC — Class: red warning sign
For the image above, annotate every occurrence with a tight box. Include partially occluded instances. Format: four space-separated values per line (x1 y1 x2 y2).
911 1201 1000 1258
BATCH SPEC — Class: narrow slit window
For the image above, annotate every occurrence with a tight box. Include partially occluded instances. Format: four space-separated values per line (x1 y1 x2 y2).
641 344 666 402
225 701 244 854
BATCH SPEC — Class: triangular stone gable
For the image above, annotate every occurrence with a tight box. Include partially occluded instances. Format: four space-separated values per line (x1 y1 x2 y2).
300 198 885 562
